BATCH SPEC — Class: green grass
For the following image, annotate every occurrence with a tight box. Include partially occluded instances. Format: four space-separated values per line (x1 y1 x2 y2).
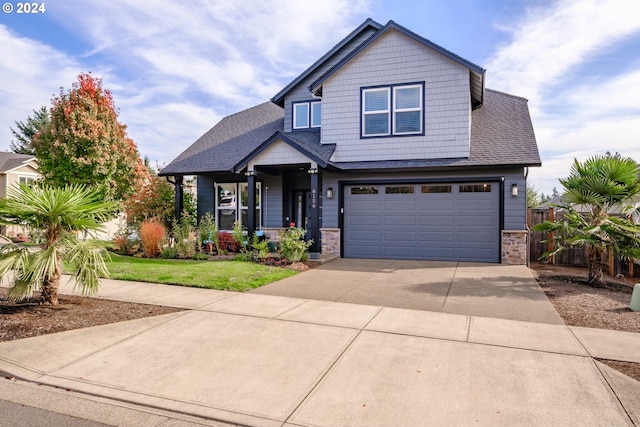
103 253 297 291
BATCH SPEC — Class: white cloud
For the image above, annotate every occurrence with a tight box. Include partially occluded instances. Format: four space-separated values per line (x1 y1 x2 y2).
486 0 640 101
0 25 82 151
0 0 371 164
484 0 640 194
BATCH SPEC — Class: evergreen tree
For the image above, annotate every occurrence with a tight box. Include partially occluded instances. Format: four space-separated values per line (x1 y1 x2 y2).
10 106 49 155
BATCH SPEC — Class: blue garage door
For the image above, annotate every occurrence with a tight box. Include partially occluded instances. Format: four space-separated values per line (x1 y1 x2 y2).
344 183 500 262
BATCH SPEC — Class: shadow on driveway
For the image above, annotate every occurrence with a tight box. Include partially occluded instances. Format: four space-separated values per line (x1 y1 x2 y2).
252 259 563 324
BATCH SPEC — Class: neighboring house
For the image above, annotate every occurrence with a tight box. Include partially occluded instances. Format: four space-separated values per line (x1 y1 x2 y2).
0 150 124 240
0 152 40 237
160 19 541 264
0 151 40 200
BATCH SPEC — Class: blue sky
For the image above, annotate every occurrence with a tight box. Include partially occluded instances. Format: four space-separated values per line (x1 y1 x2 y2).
1 0 639 196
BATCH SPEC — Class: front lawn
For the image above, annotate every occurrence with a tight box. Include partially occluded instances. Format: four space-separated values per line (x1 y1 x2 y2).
103 253 297 291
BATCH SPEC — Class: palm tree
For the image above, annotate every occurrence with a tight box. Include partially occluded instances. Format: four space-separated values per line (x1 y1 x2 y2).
0 184 119 305
534 154 640 285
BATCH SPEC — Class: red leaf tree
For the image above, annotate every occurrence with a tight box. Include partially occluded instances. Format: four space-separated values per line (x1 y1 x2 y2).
33 73 148 201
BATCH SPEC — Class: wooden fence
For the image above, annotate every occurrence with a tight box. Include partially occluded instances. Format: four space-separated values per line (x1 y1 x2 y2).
528 207 636 277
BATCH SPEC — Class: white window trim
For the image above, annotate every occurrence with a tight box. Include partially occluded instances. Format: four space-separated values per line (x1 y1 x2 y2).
310 101 321 128
362 87 391 137
361 83 424 137
215 182 261 231
293 103 309 129
393 84 423 135
293 101 322 129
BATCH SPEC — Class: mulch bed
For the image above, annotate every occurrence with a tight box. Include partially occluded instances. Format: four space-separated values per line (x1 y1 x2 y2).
0 287 183 342
531 263 640 382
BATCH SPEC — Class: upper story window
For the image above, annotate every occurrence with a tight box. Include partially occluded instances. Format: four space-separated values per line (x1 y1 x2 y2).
293 100 321 129
362 82 423 137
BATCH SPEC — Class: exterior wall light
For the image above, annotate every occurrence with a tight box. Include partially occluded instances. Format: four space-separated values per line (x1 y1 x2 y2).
511 183 518 197
326 187 334 199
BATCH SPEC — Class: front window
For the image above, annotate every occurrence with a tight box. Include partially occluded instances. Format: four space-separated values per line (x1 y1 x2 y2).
293 100 321 129
394 85 422 134
293 103 309 129
362 88 390 136
362 83 423 137
215 182 261 230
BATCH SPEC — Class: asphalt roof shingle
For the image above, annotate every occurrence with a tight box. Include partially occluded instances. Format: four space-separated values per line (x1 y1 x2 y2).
161 89 540 175
0 152 36 173
160 102 284 175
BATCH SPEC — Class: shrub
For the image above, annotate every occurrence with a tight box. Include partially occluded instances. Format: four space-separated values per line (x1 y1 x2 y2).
219 231 242 253
279 225 313 263
160 246 176 259
251 233 270 260
199 212 220 254
232 221 247 251
172 212 196 259
140 220 165 258
113 227 139 255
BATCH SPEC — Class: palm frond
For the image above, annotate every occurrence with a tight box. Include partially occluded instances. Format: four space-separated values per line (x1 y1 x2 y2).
66 240 110 295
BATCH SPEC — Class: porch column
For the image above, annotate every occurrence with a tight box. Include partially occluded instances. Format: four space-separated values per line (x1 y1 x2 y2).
308 167 321 257
246 171 256 239
174 175 184 223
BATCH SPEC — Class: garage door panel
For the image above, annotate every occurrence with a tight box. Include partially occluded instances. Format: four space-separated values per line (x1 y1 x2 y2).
384 215 416 226
419 215 454 226
419 231 455 242
384 230 416 242
345 183 499 262
347 200 380 211
348 215 381 226
348 230 382 241
348 245 382 257
383 200 415 211
457 199 494 210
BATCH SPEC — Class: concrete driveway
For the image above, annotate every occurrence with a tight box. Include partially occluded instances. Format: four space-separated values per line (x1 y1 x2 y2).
2 261 639 426
252 259 563 324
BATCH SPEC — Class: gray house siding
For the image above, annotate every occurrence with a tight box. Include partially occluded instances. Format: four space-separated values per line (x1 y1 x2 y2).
321 29 471 162
262 174 283 228
196 175 214 221
502 169 527 230
283 28 378 133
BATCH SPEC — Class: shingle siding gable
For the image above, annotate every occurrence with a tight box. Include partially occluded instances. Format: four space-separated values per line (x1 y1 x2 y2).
283 27 378 133
321 29 471 162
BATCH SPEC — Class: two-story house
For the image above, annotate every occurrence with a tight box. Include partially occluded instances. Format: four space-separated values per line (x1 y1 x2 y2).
160 19 540 264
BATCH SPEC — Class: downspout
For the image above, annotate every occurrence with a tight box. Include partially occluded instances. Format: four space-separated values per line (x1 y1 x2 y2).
524 167 530 267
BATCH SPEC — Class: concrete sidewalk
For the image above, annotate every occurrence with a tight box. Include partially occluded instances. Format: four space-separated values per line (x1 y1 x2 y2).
1 271 640 426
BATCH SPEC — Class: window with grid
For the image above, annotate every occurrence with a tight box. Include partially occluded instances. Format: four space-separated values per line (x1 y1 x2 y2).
362 83 423 137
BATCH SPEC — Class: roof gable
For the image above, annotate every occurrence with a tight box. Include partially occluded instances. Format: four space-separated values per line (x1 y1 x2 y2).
234 132 331 172
159 102 284 175
271 18 383 106
309 20 486 108
0 152 37 174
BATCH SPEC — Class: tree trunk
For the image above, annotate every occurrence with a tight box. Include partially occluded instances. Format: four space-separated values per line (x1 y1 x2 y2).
586 245 604 286
41 272 60 306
